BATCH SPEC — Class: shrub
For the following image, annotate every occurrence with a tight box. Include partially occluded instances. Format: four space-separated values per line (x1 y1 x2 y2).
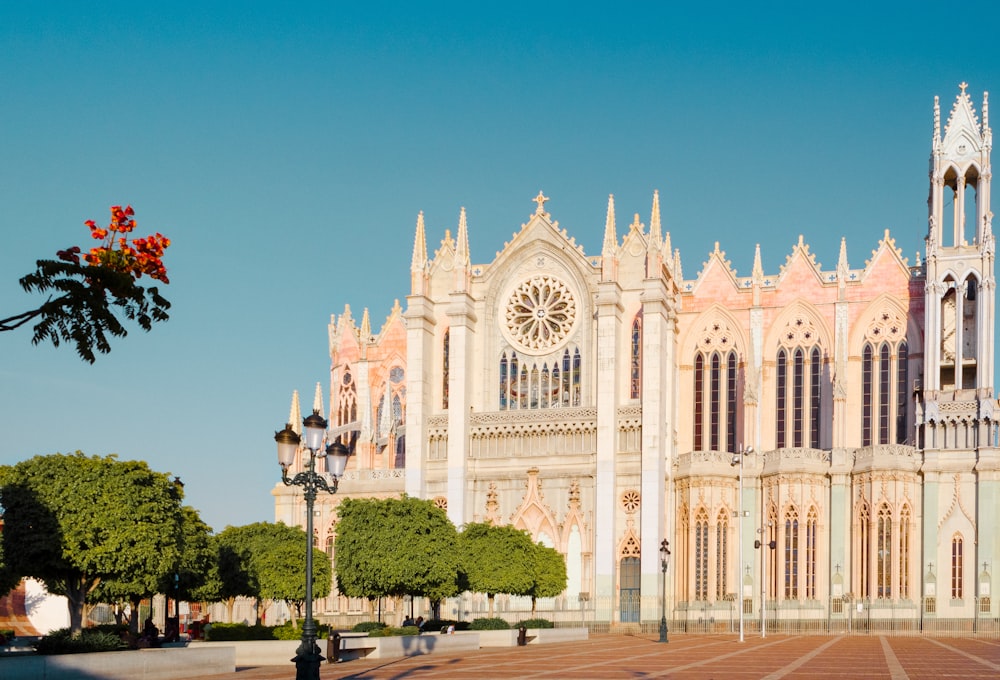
271 620 329 640
518 618 554 629
469 617 510 630
351 621 387 633
421 619 469 633
368 625 420 637
34 627 123 655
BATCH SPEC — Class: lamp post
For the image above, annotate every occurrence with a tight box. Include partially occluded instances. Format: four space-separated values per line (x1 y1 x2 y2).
659 539 671 643
275 409 351 680
730 445 753 643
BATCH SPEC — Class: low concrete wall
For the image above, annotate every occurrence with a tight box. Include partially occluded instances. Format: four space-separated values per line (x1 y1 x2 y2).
362 633 481 659
0 646 235 680
528 627 589 644
193 639 299 666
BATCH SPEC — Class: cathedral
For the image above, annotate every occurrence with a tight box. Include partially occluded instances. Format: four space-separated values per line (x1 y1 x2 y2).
274 83 998 628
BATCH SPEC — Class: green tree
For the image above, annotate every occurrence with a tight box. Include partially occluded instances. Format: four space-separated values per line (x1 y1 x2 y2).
459 523 536 617
257 535 331 629
335 496 460 615
0 205 171 363
215 522 327 625
0 453 184 636
527 543 567 617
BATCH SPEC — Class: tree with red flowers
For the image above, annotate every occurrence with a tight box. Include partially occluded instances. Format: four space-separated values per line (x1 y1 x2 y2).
0 205 171 363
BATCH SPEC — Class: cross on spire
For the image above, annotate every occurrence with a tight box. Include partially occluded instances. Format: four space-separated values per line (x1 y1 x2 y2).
533 191 549 215
960 81 969 95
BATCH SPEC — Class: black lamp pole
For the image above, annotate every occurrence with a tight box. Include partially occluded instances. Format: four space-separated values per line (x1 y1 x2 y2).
659 539 671 643
275 410 350 680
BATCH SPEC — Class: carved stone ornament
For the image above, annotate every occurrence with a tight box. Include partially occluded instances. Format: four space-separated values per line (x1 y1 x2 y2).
503 275 578 353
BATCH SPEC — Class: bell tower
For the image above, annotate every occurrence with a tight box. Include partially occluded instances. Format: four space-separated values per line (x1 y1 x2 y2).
924 83 994 402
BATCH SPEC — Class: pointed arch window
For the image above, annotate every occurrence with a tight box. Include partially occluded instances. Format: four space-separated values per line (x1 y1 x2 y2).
630 315 642 400
693 350 740 451
777 344 823 449
695 508 709 601
900 505 911 599
716 509 729 600
877 504 892 598
784 507 799 599
862 345 874 446
862 340 909 446
858 501 871 599
952 534 964 599
442 329 450 409
805 508 818 599
499 347 582 410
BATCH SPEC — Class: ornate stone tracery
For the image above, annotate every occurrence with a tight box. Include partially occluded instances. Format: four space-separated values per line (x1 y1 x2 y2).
503 275 578 353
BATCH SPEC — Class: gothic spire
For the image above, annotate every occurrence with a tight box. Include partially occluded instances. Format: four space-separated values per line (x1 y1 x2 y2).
602 194 617 256
411 211 428 295
455 206 471 292
648 190 662 248
601 194 618 281
360 307 371 341
752 243 764 283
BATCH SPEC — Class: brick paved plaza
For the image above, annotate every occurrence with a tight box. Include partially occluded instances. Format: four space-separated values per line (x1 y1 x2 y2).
194 633 1000 679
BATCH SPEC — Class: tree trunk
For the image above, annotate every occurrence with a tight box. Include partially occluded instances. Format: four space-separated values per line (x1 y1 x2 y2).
288 601 299 629
531 596 538 618
225 597 235 623
488 593 495 618
129 596 143 635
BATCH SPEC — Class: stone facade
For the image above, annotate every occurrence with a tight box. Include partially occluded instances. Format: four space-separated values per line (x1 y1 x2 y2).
274 84 999 624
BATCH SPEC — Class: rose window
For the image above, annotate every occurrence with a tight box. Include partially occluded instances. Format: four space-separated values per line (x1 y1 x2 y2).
504 276 577 352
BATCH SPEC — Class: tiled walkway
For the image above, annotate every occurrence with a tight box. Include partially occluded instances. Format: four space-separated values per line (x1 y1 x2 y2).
196 634 1000 679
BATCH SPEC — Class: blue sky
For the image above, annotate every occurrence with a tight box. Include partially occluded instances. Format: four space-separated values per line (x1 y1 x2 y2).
1 2 998 531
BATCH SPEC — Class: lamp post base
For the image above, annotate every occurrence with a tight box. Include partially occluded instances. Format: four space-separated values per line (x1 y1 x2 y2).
293 640 324 680
658 617 669 643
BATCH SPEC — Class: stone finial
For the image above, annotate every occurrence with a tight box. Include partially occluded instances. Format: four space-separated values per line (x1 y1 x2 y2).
312 382 324 416
533 191 549 215
289 390 302 435
837 237 849 278
649 190 662 246
984 91 990 131
934 95 941 142
752 243 764 283
360 307 372 340
456 207 469 265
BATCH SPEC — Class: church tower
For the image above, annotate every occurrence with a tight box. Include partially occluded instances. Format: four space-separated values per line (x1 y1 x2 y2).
919 83 997 618
923 83 994 418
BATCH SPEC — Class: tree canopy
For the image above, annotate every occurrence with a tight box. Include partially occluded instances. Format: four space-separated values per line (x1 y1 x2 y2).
0 205 171 363
215 521 329 625
335 496 460 608
527 542 568 616
0 452 185 635
459 522 536 617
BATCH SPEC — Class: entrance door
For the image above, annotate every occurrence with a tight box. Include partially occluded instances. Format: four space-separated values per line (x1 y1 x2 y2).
620 557 640 622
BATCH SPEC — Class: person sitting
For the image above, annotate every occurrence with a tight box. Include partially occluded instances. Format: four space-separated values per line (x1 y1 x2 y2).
415 616 425 632
402 615 415 627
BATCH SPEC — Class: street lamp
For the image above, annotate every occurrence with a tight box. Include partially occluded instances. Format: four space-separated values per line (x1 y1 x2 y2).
659 539 671 643
730 444 753 642
275 409 351 680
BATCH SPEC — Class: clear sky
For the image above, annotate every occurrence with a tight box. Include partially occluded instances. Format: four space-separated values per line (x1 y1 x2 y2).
2 2 998 532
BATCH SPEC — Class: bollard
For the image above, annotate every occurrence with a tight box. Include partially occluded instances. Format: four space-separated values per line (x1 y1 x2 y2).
517 626 527 646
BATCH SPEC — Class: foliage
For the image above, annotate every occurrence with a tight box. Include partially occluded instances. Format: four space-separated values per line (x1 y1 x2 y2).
0 453 185 636
518 618 554 629
459 523 536 616
368 625 420 637
0 537 19 598
271 619 324 640
33 627 123 655
204 622 330 641
421 619 469 633
1 205 172 363
335 496 460 604
469 617 510 630
351 621 387 633
214 522 330 626
527 543 568 615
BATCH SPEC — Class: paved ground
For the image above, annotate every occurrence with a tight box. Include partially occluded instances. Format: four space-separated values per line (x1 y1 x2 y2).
196 633 1000 679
